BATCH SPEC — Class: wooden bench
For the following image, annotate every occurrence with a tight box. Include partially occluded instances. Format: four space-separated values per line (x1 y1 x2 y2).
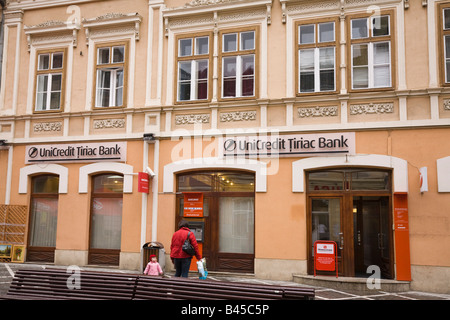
5 268 138 300
133 276 315 300
3 268 314 300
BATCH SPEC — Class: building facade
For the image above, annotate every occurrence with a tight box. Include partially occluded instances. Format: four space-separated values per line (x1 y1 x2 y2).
0 0 449 293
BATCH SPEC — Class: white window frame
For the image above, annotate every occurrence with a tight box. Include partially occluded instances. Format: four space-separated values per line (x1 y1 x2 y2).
94 45 125 108
298 47 336 93
222 54 255 98
177 59 209 101
350 14 392 90
297 21 336 94
35 73 63 111
443 8 450 84
95 68 124 108
176 35 210 102
35 52 64 111
351 41 391 89
221 30 256 99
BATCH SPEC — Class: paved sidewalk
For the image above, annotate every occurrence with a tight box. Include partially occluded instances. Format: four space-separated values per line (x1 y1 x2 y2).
1 262 449 300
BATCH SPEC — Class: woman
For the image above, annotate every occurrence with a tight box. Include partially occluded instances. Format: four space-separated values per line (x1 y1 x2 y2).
170 219 202 277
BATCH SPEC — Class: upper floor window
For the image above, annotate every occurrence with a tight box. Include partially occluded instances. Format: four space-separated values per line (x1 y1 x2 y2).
176 34 211 102
35 50 65 112
297 20 337 94
441 6 450 85
95 43 127 108
350 14 392 90
220 29 257 99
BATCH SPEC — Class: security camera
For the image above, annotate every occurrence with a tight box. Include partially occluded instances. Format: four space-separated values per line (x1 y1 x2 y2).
146 167 155 177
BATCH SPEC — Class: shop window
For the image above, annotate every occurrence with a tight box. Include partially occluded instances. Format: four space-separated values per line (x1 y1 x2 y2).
176 171 255 272
297 19 337 94
28 175 59 262
176 34 212 102
219 197 254 254
220 29 257 99
349 13 393 90
94 43 127 108
89 174 123 265
35 49 66 112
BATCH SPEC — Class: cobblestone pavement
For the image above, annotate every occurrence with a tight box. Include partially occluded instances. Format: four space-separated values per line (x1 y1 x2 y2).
1 262 449 300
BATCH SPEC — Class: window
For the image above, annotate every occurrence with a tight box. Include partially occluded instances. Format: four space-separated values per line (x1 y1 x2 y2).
350 14 392 90
441 7 450 84
176 34 211 102
35 50 65 111
220 29 257 99
89 174 123 265
297 20 337 94
28 175 59 262
95 44 127 108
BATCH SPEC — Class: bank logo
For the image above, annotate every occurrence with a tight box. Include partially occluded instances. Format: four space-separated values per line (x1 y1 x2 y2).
223 139 236 152
28 147 38 158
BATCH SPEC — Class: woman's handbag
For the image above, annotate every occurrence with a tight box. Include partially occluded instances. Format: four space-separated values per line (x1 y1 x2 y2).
182 231 196 256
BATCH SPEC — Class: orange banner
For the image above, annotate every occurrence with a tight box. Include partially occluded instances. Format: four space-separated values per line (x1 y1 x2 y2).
183 192 203 217
393 193 411 281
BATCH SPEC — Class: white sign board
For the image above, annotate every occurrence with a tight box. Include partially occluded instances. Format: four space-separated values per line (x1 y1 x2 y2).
26 142 127 164
219 132 355 158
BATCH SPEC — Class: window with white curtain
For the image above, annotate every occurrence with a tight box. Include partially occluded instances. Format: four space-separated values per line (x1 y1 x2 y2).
29 175 59 248
219 197 254 254
90 174 123 250
177 35 211 102
350 15 392 90
220 30 256 99
35 51 65 111
297 21 337 94
442 8 450 83
95 44 126 108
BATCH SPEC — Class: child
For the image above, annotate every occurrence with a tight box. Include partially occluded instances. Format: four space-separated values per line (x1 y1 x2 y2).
144 254 163 276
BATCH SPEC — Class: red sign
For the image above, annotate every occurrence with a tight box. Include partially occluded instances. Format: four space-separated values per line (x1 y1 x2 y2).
314 240 338 278
183 192 203 217
393 193 411 281
138 172 150 193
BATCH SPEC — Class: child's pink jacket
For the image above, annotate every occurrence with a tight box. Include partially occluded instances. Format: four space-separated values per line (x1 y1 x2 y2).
144 261 162 276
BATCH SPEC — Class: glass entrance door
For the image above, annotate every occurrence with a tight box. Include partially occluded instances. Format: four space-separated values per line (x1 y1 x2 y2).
353 196 393 279
311 198 343 275
307 169 393 279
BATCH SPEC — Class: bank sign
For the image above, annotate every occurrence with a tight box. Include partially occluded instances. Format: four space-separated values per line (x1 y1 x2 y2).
26 142 127 164
219 132 355 158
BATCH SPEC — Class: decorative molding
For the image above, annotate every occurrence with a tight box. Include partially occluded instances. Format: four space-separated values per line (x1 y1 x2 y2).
298 106 338 118
93 119 126 129
24 19 79 51
82 12 142 45
349 103 394 115
444 99 450 110
175 114 210 125
33 121 63 132
187 0 235 6
220 111 256 122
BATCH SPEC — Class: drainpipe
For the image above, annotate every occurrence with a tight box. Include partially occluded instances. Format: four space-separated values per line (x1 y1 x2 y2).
140 134 159 271
151 139 159 242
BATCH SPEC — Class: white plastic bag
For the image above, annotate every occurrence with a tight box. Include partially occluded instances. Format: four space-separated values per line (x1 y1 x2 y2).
197 258 207 279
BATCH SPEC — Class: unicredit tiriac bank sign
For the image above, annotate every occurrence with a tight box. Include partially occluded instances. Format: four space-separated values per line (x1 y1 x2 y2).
26 142 127 164
219 132 355 158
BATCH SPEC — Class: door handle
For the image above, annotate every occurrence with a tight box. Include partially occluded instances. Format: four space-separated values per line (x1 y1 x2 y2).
339 232 344 250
